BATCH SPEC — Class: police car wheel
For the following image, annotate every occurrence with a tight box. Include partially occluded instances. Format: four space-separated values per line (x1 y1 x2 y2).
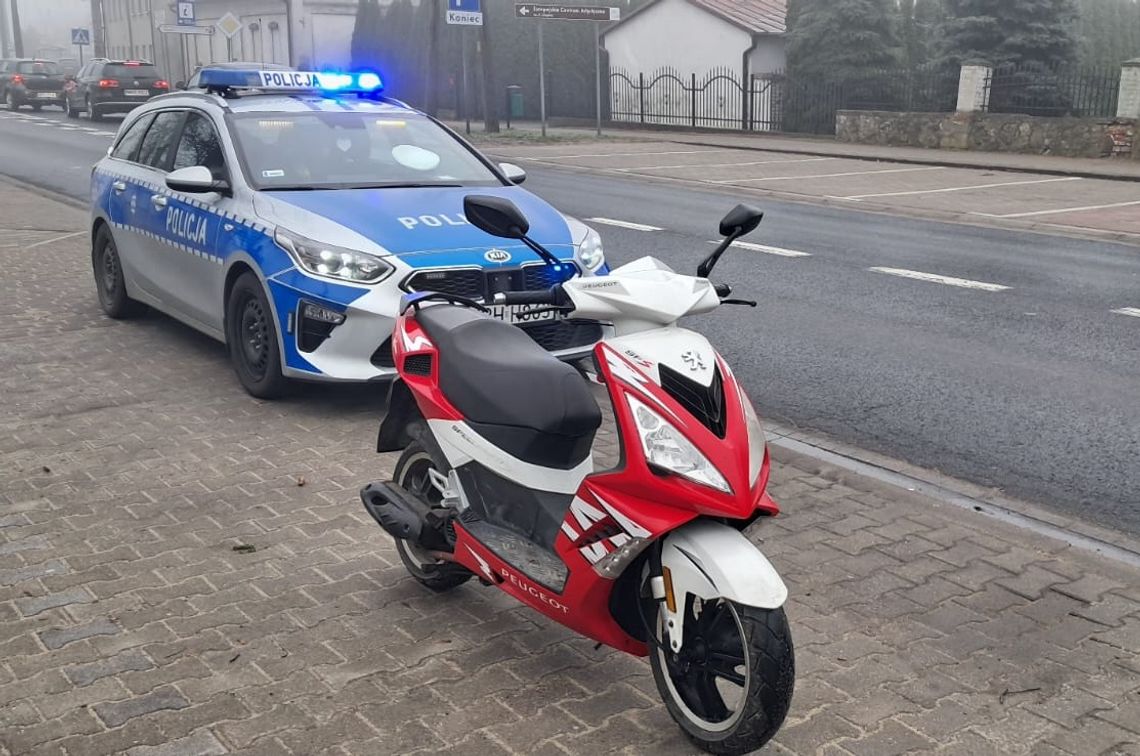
226 273 289 399
92 226 146 319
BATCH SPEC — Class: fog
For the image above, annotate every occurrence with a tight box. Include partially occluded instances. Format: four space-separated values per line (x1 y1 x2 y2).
9 0 93 60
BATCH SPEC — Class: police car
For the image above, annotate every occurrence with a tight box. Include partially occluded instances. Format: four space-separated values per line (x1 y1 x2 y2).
90 68 607 398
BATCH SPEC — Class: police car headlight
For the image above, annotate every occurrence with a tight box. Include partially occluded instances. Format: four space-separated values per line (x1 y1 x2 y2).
275 228 393 284
577 228 605 272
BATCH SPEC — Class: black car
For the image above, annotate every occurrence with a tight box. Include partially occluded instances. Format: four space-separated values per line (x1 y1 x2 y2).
63 59 168 121
0 59 66 110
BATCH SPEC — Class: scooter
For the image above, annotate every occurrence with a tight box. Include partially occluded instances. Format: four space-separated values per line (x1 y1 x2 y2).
361 196 793 755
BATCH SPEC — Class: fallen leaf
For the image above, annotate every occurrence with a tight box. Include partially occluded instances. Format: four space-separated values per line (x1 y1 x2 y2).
232 544 257 554
41 466 51 473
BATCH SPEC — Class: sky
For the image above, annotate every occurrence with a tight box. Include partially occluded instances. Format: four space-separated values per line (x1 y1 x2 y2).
10 0 93 60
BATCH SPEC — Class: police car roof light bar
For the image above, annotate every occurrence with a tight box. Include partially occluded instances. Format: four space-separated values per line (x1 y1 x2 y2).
198 68 385 98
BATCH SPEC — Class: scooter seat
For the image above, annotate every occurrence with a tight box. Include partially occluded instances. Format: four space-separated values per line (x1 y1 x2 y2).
415 305 601 470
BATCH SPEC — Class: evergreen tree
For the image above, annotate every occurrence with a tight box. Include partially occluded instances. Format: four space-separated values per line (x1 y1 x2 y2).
1077 0 1140 67
940 0 1079 67
786 0 902 81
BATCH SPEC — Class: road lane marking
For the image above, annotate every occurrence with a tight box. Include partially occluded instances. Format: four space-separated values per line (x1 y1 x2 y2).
869 267 1011 292
1112 307 1140 319
25 231 86 249
709 240 812 258
714 166 945 184
627 157 836 172
980 199 1140 218
587 217 665 232
544 149 734 160
843 176 1082 200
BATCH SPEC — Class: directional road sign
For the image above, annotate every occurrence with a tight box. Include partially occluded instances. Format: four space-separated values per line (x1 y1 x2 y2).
159 24 214 36
515 4 620 21
177 1 196 27
71 28 91 46
447 0 483 26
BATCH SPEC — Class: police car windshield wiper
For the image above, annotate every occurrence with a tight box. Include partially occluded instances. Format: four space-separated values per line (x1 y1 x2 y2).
353 182 464 189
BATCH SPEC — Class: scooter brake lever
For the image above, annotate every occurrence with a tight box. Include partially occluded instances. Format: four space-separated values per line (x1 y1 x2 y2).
721 298 758 308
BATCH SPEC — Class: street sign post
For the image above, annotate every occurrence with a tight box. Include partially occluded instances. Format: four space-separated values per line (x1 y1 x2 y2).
515 4 621 137
71 28 90 65
176 1 196 27
446 0 483 26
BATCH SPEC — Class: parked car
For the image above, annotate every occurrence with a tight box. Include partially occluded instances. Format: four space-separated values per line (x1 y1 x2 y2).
0 59 66 110
64 59 169 121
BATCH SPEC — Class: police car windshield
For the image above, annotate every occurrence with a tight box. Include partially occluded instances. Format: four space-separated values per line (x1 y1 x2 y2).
232 111 502 190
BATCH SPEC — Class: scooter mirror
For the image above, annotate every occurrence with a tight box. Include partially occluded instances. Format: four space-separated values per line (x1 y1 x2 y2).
464 195 530 240
719 204 765 238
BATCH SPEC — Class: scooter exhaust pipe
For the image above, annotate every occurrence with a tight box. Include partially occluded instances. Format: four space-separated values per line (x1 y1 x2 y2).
359 481 455 552
360 481 430 542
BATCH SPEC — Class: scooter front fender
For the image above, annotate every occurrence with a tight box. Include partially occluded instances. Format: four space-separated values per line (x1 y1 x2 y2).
659 520 787 651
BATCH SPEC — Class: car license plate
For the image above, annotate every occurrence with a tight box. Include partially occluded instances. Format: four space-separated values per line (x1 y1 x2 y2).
126 89 149 97
488 303 559 326
36 92 57 99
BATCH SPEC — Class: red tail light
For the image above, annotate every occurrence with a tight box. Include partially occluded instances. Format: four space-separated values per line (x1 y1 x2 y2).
155 80 169 90
10 74 23 85
98 79 119 88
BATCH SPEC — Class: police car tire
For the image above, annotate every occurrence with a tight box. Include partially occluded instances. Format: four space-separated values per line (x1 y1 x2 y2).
225 272 290 399
92 226 146 319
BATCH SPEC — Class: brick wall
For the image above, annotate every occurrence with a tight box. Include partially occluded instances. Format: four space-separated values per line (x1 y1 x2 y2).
836 110 1139 160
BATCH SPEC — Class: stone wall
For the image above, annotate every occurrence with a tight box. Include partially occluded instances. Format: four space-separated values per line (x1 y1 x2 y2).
836 110 1139 160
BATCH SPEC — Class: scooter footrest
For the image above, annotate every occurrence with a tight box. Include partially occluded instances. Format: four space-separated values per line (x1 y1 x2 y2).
463 520 568 593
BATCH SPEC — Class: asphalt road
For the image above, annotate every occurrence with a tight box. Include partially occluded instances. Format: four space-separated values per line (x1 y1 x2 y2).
2 107 1139 537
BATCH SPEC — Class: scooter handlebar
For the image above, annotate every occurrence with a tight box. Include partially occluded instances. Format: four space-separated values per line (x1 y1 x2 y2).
494 286 566 307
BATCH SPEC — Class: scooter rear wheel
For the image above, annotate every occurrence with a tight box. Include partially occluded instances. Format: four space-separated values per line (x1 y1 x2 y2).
393 441 472 593
649 597 794 755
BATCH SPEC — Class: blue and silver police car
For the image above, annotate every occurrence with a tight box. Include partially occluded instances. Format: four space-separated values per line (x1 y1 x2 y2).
90 68 607 397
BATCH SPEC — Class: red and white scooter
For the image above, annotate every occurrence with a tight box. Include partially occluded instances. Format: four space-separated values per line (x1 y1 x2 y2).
362 196 793 754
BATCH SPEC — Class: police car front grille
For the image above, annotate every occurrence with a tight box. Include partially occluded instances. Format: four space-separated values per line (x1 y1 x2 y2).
404 264 581 303
405 269 486 300
519 321 602 353
522 264 578 291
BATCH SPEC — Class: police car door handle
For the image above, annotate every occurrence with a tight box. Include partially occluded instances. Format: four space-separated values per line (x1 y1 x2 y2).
112 181 126 193
150 194 168 209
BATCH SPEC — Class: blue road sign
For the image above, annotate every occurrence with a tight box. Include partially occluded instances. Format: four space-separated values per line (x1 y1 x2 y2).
71 28 91 46
448 0 481 10
446 0 482 25
177 1 196 27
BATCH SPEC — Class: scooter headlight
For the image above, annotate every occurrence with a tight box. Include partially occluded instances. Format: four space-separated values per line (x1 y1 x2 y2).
577 227 605 272
627 395 731 493
742 390 767 485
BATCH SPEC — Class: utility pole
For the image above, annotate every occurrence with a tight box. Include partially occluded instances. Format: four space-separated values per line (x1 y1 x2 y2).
90 0 105 58
425 0 441 115
10 0 23 57
478 0 499 133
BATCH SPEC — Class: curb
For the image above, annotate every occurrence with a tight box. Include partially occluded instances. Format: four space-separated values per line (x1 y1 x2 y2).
764 421 1140 569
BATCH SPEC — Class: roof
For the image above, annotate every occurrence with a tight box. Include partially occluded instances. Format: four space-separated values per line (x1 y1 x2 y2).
605 0 786 37
693 0 786 34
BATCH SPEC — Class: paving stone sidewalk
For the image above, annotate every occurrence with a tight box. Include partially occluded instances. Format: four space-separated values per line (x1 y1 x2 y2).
1 186 1138 755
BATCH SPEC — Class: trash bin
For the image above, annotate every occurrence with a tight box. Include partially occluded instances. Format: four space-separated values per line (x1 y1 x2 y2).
506 85 524 129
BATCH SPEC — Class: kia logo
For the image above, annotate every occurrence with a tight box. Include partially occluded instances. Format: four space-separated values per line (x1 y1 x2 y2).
484 249 511 263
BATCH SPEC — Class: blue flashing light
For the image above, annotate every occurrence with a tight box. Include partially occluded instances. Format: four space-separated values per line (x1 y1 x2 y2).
197 67 385 95
357 72 383 91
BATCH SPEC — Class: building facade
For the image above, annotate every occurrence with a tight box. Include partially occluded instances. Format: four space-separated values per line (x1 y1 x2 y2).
96 0 358 84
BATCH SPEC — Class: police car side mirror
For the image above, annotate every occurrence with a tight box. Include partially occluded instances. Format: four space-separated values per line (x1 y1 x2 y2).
464 195 529 240
499 162 527 185
166 165 229 195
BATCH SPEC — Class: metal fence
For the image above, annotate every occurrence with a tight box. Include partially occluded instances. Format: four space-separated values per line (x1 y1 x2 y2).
609 66 960 135
986 64 1121 118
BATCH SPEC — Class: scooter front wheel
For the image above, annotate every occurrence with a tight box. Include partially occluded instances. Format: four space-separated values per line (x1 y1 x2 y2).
649 597 794 755
392 442 472 593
